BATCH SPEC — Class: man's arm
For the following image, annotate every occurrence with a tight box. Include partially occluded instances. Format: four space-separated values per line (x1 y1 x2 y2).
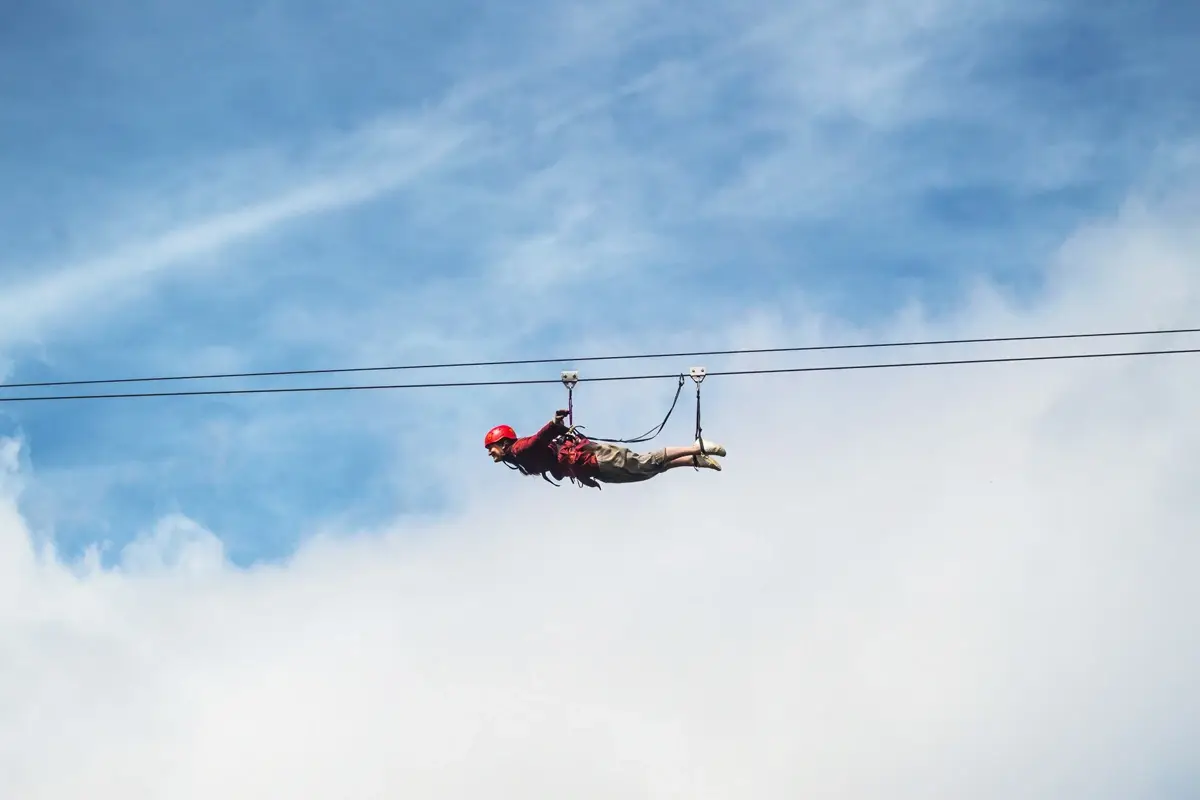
509 410 570 456
532 410 569 443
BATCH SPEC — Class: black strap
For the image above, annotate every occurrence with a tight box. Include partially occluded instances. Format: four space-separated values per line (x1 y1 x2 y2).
574 374 687 445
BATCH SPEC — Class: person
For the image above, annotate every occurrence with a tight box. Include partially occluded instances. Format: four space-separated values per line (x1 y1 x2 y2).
483 409 725 488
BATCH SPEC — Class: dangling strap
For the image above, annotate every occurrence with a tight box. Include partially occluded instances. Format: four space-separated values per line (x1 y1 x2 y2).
575 374 687 444
690 367 706 468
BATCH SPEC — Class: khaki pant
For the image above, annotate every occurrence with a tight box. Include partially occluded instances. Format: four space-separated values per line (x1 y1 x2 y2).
586 442 667 483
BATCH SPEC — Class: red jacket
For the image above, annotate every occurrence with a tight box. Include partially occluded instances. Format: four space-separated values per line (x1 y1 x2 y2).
508 419 599 480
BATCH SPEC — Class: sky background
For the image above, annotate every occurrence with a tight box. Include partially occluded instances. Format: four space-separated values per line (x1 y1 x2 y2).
2 0 1200 796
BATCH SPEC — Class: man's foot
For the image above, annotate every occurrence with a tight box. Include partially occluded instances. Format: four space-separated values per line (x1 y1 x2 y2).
692 454 722 471
695 438 726 457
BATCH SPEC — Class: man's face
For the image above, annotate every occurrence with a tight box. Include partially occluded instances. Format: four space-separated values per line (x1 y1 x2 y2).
487 442 507 462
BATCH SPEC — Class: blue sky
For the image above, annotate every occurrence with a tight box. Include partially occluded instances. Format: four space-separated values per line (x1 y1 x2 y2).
1 0 1198 566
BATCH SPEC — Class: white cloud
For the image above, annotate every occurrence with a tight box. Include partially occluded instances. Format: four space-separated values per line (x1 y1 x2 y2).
118 514 226 576
2 183 1199 798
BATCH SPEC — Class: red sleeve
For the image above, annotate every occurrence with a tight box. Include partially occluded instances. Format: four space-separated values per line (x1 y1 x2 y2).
509 419 565 457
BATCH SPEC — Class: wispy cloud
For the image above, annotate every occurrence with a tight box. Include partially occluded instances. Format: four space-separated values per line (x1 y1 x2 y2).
0 114 474 345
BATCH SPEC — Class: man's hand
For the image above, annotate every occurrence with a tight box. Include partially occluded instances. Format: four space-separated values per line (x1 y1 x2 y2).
554 408 570 424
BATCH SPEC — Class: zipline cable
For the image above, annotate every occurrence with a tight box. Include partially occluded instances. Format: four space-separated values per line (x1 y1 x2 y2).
3 325 1200 389
1 344 1198 403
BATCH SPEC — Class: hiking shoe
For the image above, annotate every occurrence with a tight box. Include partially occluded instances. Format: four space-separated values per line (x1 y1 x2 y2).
693 454 722 471
695 438 726 457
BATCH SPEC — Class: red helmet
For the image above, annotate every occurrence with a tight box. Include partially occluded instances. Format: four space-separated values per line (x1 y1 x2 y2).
484 424 517 448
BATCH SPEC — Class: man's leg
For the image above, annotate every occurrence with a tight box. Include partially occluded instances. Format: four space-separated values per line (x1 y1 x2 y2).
658 438 726 461
653 439 726 471
588 441 725 481
662 453 721 470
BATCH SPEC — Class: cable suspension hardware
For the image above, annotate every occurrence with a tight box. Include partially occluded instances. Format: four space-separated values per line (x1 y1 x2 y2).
552 366 708 449
556 368 688 445
560 370 578 428
690 367 706 463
